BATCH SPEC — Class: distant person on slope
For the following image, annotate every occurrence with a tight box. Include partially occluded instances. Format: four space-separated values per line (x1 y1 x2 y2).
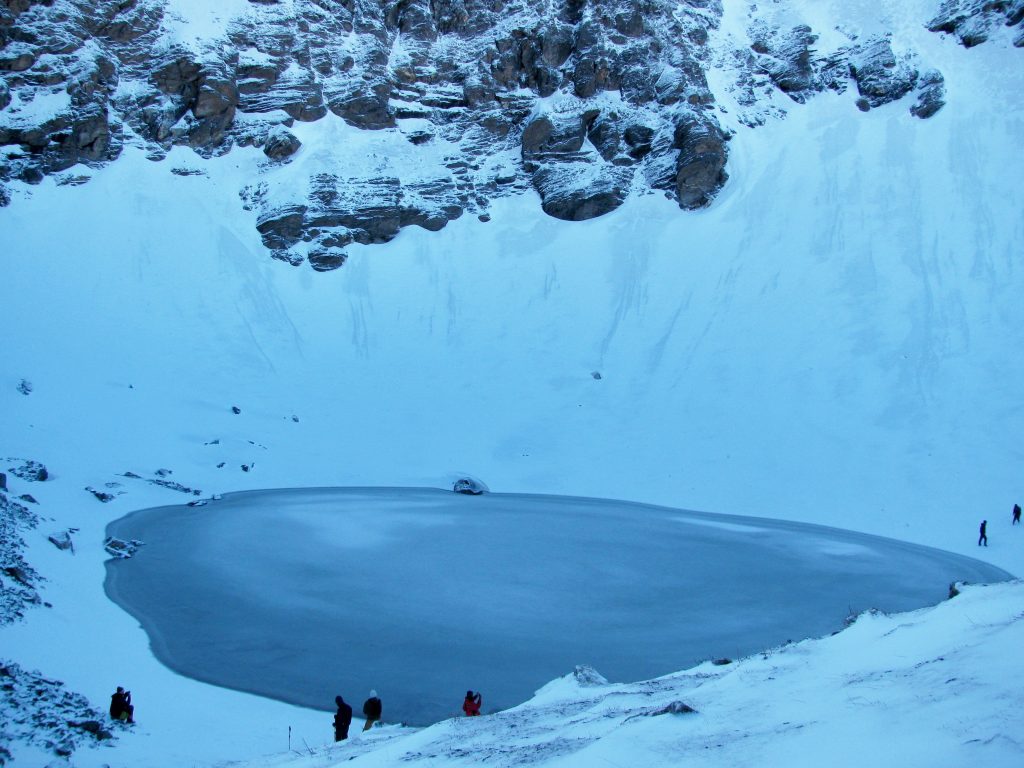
362 690 382 731
978 519 988 546
1013 504 1021 525
334 695 353 741
109 686 134 723
463 690 483 716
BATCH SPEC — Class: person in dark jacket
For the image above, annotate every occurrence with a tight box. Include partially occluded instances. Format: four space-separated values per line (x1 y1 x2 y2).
462 690 482 716
1013 504 1021 525
333 695 353 741
979 519 988 546
362 690 382 731
109 686 134 723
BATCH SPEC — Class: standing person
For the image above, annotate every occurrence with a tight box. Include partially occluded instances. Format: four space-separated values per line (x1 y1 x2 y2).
362 690 382 731
1013 504 1021 525
979 519 988 546
333 695 353 741
109 686 134 723
462 690 482 716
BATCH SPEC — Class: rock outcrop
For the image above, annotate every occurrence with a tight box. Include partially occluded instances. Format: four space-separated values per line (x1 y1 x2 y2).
928 0 1024 48
1 0 733 268
0 490 41 626
0 661 113 760
2 0 1007 268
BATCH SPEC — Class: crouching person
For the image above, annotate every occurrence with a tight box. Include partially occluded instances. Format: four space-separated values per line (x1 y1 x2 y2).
110 686 134 723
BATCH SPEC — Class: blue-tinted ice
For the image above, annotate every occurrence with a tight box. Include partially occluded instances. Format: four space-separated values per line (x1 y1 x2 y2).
104 488 1011 725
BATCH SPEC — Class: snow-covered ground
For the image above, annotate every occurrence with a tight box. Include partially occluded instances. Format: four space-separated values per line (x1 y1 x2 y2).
235 580 1024 768
2 0 1024 764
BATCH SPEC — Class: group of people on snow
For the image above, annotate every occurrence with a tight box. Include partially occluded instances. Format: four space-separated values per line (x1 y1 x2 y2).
332 689 481 741
977 503 1021 547
332 690 384 741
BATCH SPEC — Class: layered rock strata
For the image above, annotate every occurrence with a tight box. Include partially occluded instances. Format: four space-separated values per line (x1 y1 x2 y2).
2 1 1013 268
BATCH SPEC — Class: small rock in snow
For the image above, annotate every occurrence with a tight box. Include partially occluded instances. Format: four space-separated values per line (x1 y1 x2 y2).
453 477 487 495
85 487 116 503
17 379 32 395
573 665 609 686
48 531 74 552
7 460 49 482
104 537 142 558
231 406 242 414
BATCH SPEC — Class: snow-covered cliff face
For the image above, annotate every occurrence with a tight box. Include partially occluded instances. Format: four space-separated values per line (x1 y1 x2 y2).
4 0 1014 269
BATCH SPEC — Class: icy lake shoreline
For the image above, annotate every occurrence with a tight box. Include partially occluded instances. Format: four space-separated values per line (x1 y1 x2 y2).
104 488 1013 726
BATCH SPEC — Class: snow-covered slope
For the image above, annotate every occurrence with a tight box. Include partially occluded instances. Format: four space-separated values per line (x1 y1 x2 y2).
241 581 1024 768
2 0 1023 765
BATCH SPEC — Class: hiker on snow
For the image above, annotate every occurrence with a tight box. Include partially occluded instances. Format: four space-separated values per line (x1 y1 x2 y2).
362 690 382 731
109 686 134 723
979 519 988 546
334 695 353 741
462 690 482 716
1013 504 1021 525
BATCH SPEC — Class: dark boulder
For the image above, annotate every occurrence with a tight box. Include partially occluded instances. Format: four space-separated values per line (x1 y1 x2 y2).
0 43 35 72
648 701 697 716
848 37 918 108
262 128 301 160
750 24 819 102
672 115 729 209
308 247 346 271
8 460 48 482
256 204 308 252
910 69 946 119
573 54 615 98
530 156 632 221
521 112 589 156
85 486 116 502
453 477 487 494
328 83 394 129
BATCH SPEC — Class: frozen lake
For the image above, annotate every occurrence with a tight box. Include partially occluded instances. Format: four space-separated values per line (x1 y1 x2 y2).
105 488 1011 725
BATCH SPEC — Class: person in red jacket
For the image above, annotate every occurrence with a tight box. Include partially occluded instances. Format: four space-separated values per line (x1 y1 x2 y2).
462 690 482 716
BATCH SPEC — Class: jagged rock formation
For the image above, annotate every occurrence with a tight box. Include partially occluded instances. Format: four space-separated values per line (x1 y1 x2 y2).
2 1 1013 267
736 26 946 122
929 0 1024 48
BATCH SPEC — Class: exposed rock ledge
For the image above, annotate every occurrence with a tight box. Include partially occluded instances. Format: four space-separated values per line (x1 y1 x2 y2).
1 1 1002 268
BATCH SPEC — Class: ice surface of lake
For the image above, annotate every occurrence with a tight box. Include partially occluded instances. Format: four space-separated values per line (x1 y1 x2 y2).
105 488 1011 725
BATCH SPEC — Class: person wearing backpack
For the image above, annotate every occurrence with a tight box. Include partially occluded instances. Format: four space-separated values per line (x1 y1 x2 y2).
462 690 482 716
362 690 382 731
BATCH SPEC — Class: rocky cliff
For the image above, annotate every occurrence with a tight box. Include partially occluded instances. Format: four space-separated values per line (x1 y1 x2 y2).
1 0 1017 269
